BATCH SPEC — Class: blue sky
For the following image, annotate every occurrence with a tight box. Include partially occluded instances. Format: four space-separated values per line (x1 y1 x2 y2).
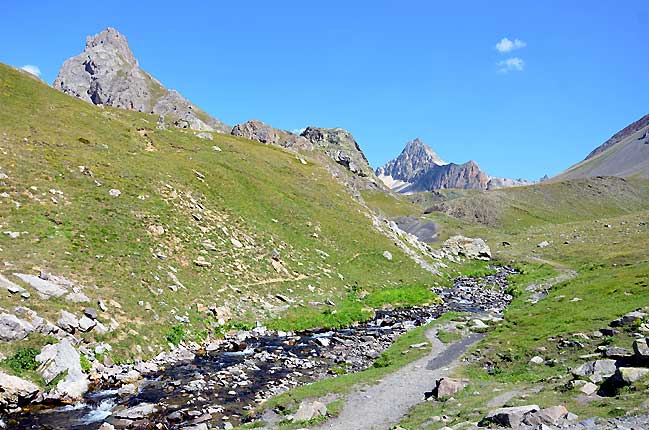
2 1 648 180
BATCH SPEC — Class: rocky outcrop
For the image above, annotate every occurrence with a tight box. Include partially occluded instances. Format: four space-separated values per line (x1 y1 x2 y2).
54 28 228 132
377 138 532 192
301 127 375 178
231 120 313 151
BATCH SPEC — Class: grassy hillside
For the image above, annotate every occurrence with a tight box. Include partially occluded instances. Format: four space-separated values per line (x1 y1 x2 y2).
415 177 649 231
0 64 438 360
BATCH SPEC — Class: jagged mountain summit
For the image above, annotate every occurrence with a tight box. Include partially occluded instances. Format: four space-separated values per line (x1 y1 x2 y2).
54 27 229 132
556 113 649 180
377 138 532 192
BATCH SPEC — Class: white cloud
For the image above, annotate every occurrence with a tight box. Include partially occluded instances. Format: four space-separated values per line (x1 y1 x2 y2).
495 37 526 53
20 65 41 77
497 57 525 73
291 127 306 135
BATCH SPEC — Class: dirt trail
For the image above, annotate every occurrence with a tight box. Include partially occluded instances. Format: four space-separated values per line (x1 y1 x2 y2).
315 327 483 430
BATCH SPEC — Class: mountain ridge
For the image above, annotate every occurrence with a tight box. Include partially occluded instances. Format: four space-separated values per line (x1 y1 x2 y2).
556 113 649 180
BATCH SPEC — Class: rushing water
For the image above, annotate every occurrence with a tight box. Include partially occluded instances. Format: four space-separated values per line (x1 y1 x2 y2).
7 267 515 430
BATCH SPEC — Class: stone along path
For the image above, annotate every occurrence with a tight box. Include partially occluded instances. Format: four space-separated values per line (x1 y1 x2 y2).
316 327 483 430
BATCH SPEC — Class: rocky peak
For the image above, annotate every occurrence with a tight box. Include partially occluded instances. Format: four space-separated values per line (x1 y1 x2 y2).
378 138 531 192
402 138 446 166
376 138 447 187
54 28 228 132
85 27 137 67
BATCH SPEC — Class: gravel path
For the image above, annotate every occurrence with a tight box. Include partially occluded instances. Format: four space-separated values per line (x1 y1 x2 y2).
316 327 483 430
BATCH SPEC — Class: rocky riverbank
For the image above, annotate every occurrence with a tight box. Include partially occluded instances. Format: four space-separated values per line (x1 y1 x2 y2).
2 266 515 430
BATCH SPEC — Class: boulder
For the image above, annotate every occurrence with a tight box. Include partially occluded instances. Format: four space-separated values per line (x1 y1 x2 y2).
443 236 491 260
615 367 649 385
383 250 393 261
0 312 34 341
480 405 539 428
433 377 466 399
0 371 40 409
292 400 327 422
36 339 89 401
578 382 598 395
633 338 649 361
536 405 569 425
572 359 617 383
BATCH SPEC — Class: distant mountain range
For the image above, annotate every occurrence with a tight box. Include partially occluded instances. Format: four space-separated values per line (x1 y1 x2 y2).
556 114 649 180
376 138 533 193
54 28 647 194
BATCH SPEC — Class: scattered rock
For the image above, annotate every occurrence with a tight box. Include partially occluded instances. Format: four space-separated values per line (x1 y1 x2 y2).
480 405 540 428
57 310 80 333
78 315 97 332
193 256 212 268
292 400 327 422
529 356 545 365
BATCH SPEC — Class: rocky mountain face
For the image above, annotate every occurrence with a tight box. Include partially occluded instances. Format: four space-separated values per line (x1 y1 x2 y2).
377 138 531 192
54 28 229 132
300 126 376 178
231 121 378 183
556 114 649 180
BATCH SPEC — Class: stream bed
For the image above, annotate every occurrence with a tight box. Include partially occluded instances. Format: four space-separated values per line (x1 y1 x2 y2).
7 266 515 430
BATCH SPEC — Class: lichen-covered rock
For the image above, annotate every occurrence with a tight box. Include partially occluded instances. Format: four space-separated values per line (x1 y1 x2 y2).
54 28 228 133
